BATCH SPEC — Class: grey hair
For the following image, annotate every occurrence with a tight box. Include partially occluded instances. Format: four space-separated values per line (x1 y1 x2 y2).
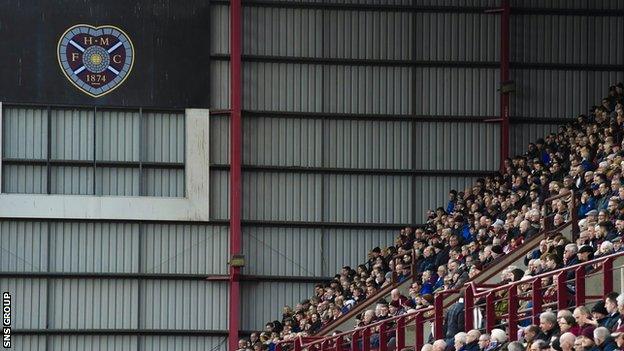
617 294 624 308
594 327 610 342
565 243 578 255
507 341 524 351
490 329 508 343
531 340 548 350
540 311 557 326
454 332 467 345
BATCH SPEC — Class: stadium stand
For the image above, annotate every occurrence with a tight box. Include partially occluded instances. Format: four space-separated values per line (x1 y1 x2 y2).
235 83 624 351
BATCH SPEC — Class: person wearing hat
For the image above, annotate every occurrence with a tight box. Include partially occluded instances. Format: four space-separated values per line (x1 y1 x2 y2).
593 302 611 327
579 326 599 351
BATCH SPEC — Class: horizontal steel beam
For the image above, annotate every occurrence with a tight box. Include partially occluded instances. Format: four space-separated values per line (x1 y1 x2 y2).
2 158 185 169
1 102 184 112
12 329 229 336
212 0 624 16
211 163 497 177
0 272 333 283
243 109 499 122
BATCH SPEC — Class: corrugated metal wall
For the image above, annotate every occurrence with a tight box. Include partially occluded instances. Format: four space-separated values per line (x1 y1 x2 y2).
2 107 187 197
509 3 624 128
1 102 230 350
5 0 622 345
224 0 503 332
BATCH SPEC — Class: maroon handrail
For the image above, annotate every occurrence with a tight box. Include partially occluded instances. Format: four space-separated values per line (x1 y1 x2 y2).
465 250 624 336
299 289 458 351
278 191 580 350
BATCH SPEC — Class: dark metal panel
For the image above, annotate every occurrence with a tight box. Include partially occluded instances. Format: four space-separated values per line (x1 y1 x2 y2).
49 222 139 274
414 67 500 117
414 121 500 171
243 116 323 167
0 221 48 272
141 224 229 275
0 0 212 108
242 227 322 276
323 174 412 224
415 12 499 62
140 280 228 330
242 171 322 222
510 123 562 157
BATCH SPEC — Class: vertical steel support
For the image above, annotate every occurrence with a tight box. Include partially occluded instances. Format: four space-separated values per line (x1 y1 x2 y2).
465 286 475 330
500 0 511 167
604 258 614 298
508 286 518 341
228 0 243 349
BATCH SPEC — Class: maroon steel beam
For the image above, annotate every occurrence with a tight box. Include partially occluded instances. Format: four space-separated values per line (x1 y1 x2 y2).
228 0 243 349
500 0 511 168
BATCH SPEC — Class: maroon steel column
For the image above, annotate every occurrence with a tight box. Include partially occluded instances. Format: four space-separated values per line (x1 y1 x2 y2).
500 0 510 167
228 0 243 349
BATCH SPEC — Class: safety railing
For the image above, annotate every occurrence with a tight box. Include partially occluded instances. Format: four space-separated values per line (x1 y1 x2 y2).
275 251 624 351
464 250 624 339
277 289 458 351
276 191 580 349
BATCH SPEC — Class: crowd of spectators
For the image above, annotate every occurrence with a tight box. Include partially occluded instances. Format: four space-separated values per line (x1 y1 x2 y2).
422 290 624 351
236 83 624 351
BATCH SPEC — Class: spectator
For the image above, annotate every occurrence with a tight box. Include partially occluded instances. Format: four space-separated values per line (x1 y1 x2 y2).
479 334 491 351
455 333 468 351
465 330 481 351
538 312 561 343
559 332 576 351
444 296 465 342
612 327 624 350
593 327 617 351
604 293 621 331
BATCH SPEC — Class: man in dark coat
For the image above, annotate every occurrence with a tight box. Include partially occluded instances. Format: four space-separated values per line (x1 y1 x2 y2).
444 297 465 342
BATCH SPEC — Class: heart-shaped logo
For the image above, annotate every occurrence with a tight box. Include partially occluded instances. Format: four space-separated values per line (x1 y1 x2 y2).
57 24 134 98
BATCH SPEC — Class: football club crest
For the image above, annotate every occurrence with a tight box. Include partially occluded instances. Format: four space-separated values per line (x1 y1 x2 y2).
57 24 134 97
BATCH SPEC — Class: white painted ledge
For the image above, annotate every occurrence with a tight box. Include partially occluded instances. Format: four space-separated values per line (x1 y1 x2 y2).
0 107 210 221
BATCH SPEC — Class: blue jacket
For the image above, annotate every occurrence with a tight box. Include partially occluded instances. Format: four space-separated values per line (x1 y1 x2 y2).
578 198 596 218
446 201 455 214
